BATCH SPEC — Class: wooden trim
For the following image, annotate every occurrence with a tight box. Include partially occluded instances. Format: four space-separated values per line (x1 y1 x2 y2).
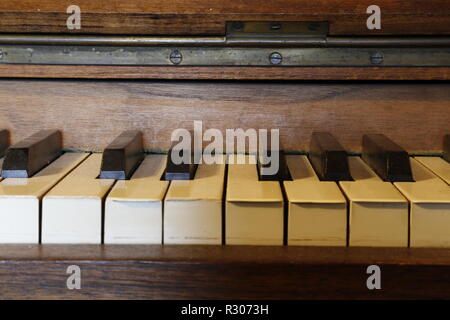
0 1 449 35
2 0 447 13
0 80 448 153
1 65 450 80
0 245 449 299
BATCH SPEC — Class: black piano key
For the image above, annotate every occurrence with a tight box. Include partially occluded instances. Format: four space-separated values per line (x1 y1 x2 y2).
1 130 62 178
164 142 198 180
444 134 450 163
258 149 291 181
0 129 10 158
362 134 414 182
308 132 352 181
99 130 145 180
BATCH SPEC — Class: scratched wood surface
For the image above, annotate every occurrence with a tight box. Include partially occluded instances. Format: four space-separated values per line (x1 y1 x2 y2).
0 66 449 81
0 0 449 35
0 80 448 153
0 245 449 299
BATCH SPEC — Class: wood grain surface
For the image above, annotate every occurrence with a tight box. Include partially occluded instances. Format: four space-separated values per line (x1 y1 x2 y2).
0 0 449 35
1 65 449 81
0 80 448 153
0 245 449 299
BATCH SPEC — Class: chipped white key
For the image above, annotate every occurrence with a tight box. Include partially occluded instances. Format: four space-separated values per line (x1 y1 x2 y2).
340 157 408 247
105 155 169 244
284 155 347 246
0 153 88 243
226 155 283 245
164 155 225 245
42 154 115 244
395 158 450 248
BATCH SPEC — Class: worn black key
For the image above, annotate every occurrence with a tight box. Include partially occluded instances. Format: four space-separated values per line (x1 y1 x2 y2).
308 132 352 181
164 141 198 180
2 130 62 178
0 129 10 158
444 134 450 163
99 130 144 180
258 149 291 181
362 134 414 182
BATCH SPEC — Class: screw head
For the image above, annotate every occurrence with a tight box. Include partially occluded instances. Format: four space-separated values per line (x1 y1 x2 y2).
270 22 282 30
269 52 282 65
370 51 384 65
232 21 244 31
170 50 182 65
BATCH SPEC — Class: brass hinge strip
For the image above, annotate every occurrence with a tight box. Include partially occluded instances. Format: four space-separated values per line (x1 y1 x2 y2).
0 34 449 48
1 22 450 48
1 21 450 67
0 45 449 67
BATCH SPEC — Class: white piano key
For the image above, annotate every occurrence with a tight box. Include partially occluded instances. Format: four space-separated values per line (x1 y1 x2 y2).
415 156 450 185
164 155 225 245
0 153 88 243
42 154 115 244
105 155 169 244
226 155 284 245
284 155 347 246
340 157 409 247
395 158 450 248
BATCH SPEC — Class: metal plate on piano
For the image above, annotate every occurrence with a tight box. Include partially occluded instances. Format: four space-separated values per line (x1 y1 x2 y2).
1 46 450 67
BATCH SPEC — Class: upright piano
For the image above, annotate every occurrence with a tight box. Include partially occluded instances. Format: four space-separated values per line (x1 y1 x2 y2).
0 0 449 299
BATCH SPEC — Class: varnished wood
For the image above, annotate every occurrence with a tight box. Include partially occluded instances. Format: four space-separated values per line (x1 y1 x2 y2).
1 1 448 299
0 80 448 153
0 245 449 299
0 1 449 35
1 65 450 81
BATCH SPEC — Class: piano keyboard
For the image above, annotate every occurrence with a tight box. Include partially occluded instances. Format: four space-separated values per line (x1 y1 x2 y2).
0 130 448 248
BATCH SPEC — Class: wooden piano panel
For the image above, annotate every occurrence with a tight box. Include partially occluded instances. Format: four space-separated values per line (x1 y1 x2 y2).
0 245 449 299
0 80 447 154
0 0 449 35
1 66 449 81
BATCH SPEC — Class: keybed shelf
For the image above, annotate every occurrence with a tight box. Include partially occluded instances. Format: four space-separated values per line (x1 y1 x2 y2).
0 244 450 299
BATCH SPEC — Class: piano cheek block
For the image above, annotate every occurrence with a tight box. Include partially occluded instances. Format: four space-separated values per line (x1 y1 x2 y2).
1 130 62 178
99 130 144 180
